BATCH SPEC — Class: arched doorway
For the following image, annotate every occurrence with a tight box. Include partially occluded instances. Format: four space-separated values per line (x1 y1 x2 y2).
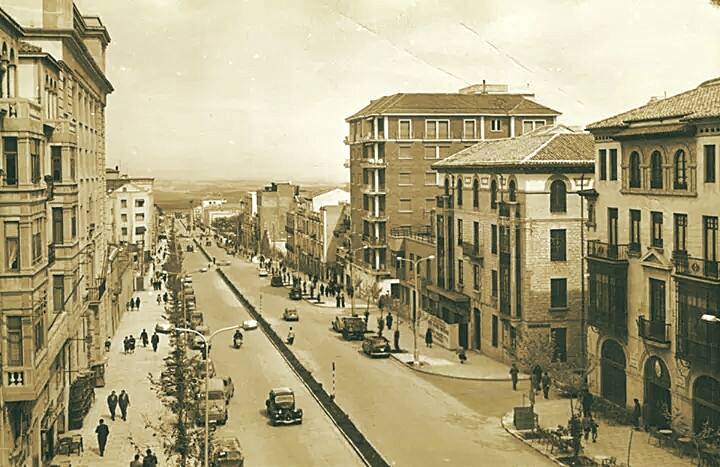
601 340 627 407
643 357 671 428
693 376 720 433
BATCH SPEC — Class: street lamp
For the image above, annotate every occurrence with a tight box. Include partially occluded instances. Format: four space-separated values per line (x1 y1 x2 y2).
348 245 369 316
396 255 434 365
175 324 239 467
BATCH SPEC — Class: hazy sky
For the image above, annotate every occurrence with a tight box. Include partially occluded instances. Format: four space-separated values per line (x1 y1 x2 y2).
76 0 720 183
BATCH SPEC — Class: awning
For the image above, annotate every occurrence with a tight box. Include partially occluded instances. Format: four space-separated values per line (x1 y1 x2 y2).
426 284 470 303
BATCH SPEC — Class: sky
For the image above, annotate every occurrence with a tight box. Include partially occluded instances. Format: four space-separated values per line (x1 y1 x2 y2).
75 0 720 183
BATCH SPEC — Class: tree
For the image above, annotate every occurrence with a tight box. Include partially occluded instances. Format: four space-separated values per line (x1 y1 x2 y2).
360 280 382 315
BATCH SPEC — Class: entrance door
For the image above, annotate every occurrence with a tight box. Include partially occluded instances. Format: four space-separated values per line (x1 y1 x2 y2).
459 322 468 349
601 339 627 407
473 308 481 350
644 357 671 428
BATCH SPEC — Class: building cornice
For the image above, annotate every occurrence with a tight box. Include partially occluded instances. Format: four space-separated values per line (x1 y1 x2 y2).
0 7 25 37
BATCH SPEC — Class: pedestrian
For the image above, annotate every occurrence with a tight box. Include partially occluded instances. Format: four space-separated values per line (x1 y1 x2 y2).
95 419 109 456
156 294 161 305
425 328 433 348
151 332 159 352
135 296 140 310
510 363 519 391
128 335 136 353
142 448 158 467
364 309 370 324
107 390 118 421
163 292 168 303
140 329 148 348
130 453 143 467
632 398 642 430
123 336 129 354
126 300 131 311
590 418 598 442
377 315 384 336
582 389 594 418
542 371 551 399
118 390 130 421
320 284 325 296
457 347 467 364
336 294 341 308
104 337 112 352
532 365 543 393
340 293 345 308
129 299 135 311
582 416 592 441
385 312 393 330
393 328 400 351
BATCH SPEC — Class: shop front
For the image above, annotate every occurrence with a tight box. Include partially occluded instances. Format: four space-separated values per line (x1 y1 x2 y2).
424 284 470 350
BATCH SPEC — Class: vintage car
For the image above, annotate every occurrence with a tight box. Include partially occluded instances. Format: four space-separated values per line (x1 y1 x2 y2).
258 268 269 277
242 319 258 330
362 335 392 358
155 322 174 334
217 259 231 266
265 387 303 426
197 378 228 425
288 286 302 300
270 275 284 287
282 308 299 321
332 316 366 340
200 266 209 273
191 325 210 349
191 312 205 328
211 437 244 467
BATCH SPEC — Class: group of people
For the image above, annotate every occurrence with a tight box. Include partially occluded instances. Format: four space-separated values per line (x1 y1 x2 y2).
126 296 141 311
122 329 160 353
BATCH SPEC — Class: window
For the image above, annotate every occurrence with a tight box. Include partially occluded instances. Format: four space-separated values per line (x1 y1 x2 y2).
52 207 63 244
398 120 411 139
7 317 23 366
120 199 128 208
457 219 463 246
399 199 412 213
120 213 127 222
52 275 64 312
609 149 618 181
490 179 497 209
649 279 666 322
121 227 128 236
491 315 498 347
551 328 567 362
473 221 480 250
674 214 687 253
490 119 501 132
599 149 607 180
135 199 145 208
550 229 566 261
424 172 436 186
550 180 567 213
651 211 663 248
473 265 480 290
522 120 546 133
398 146 412 160
550 278 567 308
426 120 449 139
34 316 44 353
630 210 641 252
30 140 41 184
463 119 476 139
135 226 145 235
472 178 479 208
456 177 463 206
457 259 464 285
71 207 77 239
629 151 641 188
398 173 411 186
508 180 517 202
608 208 619 245
5 221 19 271
491 270 498 297
651 151 663 188
704 216 718 262
3 137 17 186
135 213 145 222
51 146 62 182
32 220 42 263
674 150 687 189
424 146 437 160
705 145 716 183
491 224 497 254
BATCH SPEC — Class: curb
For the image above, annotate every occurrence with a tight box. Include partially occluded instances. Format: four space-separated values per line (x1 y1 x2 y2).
500 411 566 467
388 353 531 382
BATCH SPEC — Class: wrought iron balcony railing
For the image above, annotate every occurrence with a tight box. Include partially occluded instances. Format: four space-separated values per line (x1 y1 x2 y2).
637 316 670 344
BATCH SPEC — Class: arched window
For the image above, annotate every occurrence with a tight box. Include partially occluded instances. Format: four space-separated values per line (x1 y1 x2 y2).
456 176 463 207
650 151 663 189
629 151 641 188
550 180 567 213
674 149 687 189
490 179 497 209
472 178 479 208
508 180 517 202
444 176 450 195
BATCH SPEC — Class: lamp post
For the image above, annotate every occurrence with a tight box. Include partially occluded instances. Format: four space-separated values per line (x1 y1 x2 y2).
348 245 369 316
396 255 434 365
174 324 239 467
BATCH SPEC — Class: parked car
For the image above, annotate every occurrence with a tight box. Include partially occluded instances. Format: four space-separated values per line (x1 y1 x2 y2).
217 259 231 266
155 322 174 334
197 378 228 425
200 266 208 273
282 308 299 321
270 275 284 287
211 437 244 467
332 316 366 340
362 335 392 358
258 268 269 277
197 359 216 379
288 286 302 300
265 387 303 426
191 312 205 327
242 319 258 330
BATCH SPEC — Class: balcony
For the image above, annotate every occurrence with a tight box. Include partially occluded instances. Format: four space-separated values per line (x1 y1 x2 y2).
587 240 629 262
461 241 483 263
360 158 386 168
362 234 386 247
363 211 388 223
498 201 521 219
3 367 37 401
360 132 385 142
362 185 386 195
673 253 720 282
637 317 671 346
676 335 720 370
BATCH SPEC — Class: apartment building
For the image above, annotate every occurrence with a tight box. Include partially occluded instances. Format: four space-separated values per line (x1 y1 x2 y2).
239 191 258 254
257 181 298 252
0 4 113 465
345 85 560 294
107 178 155 264
585 77 720 433
432 125 594 359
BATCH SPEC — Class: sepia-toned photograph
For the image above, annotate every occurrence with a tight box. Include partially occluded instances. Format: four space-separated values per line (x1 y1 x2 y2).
0 0 719 466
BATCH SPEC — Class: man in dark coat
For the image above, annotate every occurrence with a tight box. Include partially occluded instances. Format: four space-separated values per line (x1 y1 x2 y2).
107 390 118 421
340 293 345 308
95 419 109 456
385 312 393 330
118 390 130 421
541 371 552 399
582 389 594 418
510 363 519 391
377 315 384 336
393 328 400 352
142 448 158 467
140 329 149 348
425 328 433 348
151 332 160 352
135 296 140 310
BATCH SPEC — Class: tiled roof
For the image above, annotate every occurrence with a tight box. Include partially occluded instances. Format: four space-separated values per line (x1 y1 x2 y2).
433 125 594 170
588 77 720 130
347 93 560 120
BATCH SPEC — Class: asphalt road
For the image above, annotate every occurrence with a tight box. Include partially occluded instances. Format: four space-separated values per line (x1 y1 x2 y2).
198 242 552 467
183 249 363 467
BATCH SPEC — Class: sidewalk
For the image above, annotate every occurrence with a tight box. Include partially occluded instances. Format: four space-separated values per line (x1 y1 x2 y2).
52 262 170 466
502 398 694 467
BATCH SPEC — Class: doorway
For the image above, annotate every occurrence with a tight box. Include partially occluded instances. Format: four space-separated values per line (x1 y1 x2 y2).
643 357 671 428
473 308 481 350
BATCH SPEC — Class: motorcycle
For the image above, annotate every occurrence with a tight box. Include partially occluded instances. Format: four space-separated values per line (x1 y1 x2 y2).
233 337 243 349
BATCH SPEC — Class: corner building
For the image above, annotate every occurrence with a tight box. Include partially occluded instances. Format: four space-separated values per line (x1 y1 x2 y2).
585 77 720 432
